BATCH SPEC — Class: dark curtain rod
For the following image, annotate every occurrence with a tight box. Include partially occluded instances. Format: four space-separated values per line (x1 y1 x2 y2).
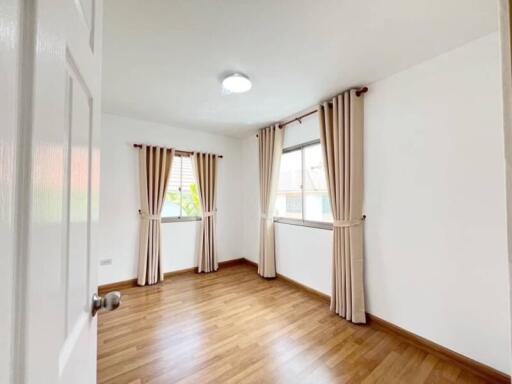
132 144 223 158
256 86 368 137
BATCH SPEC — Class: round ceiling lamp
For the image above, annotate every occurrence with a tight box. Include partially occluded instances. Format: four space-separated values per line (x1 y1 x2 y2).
222 73 252 94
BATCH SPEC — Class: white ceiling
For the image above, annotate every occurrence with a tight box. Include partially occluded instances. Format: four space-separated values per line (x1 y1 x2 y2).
102 0 498 137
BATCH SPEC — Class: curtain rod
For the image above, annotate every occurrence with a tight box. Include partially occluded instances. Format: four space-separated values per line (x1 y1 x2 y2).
256 86 368 137
132 143 223 158
280 86 368 128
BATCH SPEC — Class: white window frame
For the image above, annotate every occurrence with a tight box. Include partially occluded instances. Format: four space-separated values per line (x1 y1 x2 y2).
274 140 333 230
162 154 201 223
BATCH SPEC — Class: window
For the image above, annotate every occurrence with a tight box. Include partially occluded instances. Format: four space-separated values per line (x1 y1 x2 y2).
275 149 302 219
275 141 332 226
162 156 201 221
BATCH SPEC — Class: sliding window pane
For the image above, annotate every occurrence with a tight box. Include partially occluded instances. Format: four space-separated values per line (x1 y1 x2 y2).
162 156 182 217
303 144 332 222
180 156 201 217
275 149 302 219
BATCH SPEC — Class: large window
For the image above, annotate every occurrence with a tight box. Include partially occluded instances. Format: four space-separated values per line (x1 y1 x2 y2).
275 141 332 225
161 156 201 220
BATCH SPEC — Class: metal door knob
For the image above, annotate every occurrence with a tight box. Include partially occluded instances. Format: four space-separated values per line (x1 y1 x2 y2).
92 291 121 316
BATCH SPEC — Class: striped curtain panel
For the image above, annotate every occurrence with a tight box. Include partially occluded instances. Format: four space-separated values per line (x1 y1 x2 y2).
137 145 174 286
194 152 219 273
319 90 366 323
258 125 283 278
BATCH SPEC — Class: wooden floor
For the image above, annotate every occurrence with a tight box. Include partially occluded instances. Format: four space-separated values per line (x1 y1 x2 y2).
98 262 492 384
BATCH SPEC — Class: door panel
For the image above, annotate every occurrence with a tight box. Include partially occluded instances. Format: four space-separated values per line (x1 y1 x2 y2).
66 54 92 336
74 0 97 52
78 0 94 30
0 1 21 382
21 0 102 382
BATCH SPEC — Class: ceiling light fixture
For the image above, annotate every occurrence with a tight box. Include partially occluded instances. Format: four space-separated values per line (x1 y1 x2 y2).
222 73 252 94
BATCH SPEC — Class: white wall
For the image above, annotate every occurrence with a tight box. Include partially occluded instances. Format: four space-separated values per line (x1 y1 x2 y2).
241 134 260 264
98 114 243 285
240 113 334 300
241 33 510 373
275 223 332 296
240 115 332 294
279 113 334 296
99 33 510 373
365 33 510 373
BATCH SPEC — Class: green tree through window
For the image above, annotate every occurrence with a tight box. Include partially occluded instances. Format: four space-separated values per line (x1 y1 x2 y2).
166 182 201 216
162 156 201 218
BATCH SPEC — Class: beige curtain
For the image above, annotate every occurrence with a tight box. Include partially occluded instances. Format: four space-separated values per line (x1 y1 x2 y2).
319 90 366 323
137 145 174 286
258 125 283 278
194 152 218 273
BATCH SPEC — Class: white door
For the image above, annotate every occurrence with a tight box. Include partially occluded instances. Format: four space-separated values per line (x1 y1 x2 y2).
0 0 22 382
14 0 103 382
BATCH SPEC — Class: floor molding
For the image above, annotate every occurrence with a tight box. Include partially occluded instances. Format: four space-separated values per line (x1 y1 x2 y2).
242 258 509 383
366 313 509 383
98 257 509 382
98 278 138 295
243 258 330 302
99 262 492 383
243 258 258 269
98 258 246 295
276 272 330 303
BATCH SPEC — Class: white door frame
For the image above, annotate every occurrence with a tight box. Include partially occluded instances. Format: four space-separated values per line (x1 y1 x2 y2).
4 0 103 382
499 0 512 371
1 0 23 382
2 0 38 382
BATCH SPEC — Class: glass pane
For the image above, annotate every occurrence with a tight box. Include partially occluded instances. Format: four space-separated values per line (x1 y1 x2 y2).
303 144 332 222
162 156 182 217
275 150 302 219
180 157 201 217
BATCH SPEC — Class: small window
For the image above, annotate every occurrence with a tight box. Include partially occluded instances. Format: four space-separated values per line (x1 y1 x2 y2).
162 156 201 220
275 149 302 219
275 142 332 225
303 144 332 223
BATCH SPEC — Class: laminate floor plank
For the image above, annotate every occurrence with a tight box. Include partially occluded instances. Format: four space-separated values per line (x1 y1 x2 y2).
98 263 495 384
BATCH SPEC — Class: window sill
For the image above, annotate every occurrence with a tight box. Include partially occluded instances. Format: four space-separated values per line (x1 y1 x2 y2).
162 216 201 223
274 217 333 230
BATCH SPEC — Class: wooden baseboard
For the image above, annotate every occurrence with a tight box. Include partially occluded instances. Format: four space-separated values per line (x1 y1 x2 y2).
98 258 246 295
163 266 196 278
98 278 138 294
216 258 246 268
243 258 258 268
98 258 509 382
366 313 509 383
276 272 330 303
241 258 509 383
242 258 329 302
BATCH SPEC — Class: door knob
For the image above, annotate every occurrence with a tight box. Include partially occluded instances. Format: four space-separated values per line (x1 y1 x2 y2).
91 291 121 316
